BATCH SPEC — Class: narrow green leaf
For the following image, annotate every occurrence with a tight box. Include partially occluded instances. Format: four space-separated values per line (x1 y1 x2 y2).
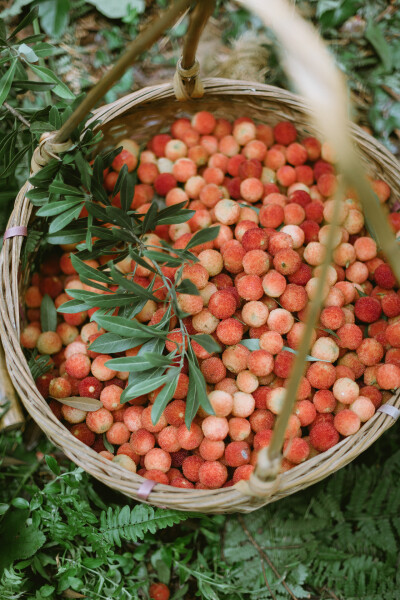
151 373 179 425
120 171 135 213
49 106 61 129
103 434 114 454
48 180 83 196
282 346 331 363
47 228 86 244
88 333 143 354
121 368 170 403
110 265 158 301
45 455 60 475
29 63 75 99
191 334 221 354
184 373 199 430
12 80 56 91
7 7 39 39
365 21 392 72
57 299 91 313
185 226 220 250
240 339 261 351
71 254 113 285
188 359 214 416
0 58 17 106
176 278 200 296
141 201 159 234
92 315 152 338
143 250 183 267
105 356 156 372
37 199 82 217
40 294 57 332
48 204 82 233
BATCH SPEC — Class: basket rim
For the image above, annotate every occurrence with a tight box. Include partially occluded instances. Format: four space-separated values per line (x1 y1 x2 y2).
1 77 400 512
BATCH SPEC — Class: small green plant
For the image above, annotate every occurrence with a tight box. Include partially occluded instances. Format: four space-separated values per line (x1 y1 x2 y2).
1 426 400 599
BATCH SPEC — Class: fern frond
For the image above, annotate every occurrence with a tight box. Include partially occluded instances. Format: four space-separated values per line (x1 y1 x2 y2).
100 504 192 547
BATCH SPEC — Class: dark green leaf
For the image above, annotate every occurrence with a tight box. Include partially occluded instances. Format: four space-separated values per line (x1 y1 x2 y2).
365 21 392 72
184 369 200 429
0 509 45 572
185 226 220 250
47 228 86 244
151 372 179 425
29 160 59 185
48 203 82 233
11 497 29 509
7 7 39 39
120 171 135 213
39 0 70 38
49 106 61 129
111 163 127 199
129 249 157 274
88 333 143 354
12 79 56 91
143 250 183 267
57 299 91 313
109 266 158 301
91 315 151 338
37 199 82 217
240 339 261 351
28 64 75 99
121 370 171 400
48 180 83 196
188 358 214 416
103 434 114 454
176 278 200 296
191 334 221 354
156 202 195 225
71 254 113 285
45 455 60 475
0 58 17 106
0 142 32 179
40 294 57 332
141 201 159 234
105 355 156 372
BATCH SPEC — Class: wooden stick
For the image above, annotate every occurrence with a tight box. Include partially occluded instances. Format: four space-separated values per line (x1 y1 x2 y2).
53 0 194 145
180 0 215 69
0 342 24 431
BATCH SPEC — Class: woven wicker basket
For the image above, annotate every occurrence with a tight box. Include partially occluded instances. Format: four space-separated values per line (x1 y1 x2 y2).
1 0 400 513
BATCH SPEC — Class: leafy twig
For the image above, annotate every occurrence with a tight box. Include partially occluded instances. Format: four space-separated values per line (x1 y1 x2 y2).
3 102 30 127
238 515 299 600
260 559 277 600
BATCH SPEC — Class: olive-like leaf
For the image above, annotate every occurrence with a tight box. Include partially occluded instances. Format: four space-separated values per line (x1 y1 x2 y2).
51 396 102 411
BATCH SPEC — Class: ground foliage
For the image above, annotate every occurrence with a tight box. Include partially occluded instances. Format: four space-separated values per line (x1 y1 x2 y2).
1 426 400 599
0 2 400 598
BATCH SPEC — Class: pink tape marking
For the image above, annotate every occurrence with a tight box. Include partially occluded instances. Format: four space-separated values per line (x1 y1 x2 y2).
378 404 400 420
3 226 28 240
137 479 157 500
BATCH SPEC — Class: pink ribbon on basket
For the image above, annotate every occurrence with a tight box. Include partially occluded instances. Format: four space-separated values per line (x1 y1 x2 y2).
3 226 28 240
378 404 400 420
137 479 157 500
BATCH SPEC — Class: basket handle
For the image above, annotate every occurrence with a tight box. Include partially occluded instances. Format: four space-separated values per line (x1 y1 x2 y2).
50 0 197 147
232 0 400 498
173 0 215 100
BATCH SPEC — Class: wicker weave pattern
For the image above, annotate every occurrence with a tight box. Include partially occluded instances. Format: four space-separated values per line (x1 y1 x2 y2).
1 79 400 512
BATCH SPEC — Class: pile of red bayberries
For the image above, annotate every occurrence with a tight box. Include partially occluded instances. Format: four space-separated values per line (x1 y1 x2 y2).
21 111 400 490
